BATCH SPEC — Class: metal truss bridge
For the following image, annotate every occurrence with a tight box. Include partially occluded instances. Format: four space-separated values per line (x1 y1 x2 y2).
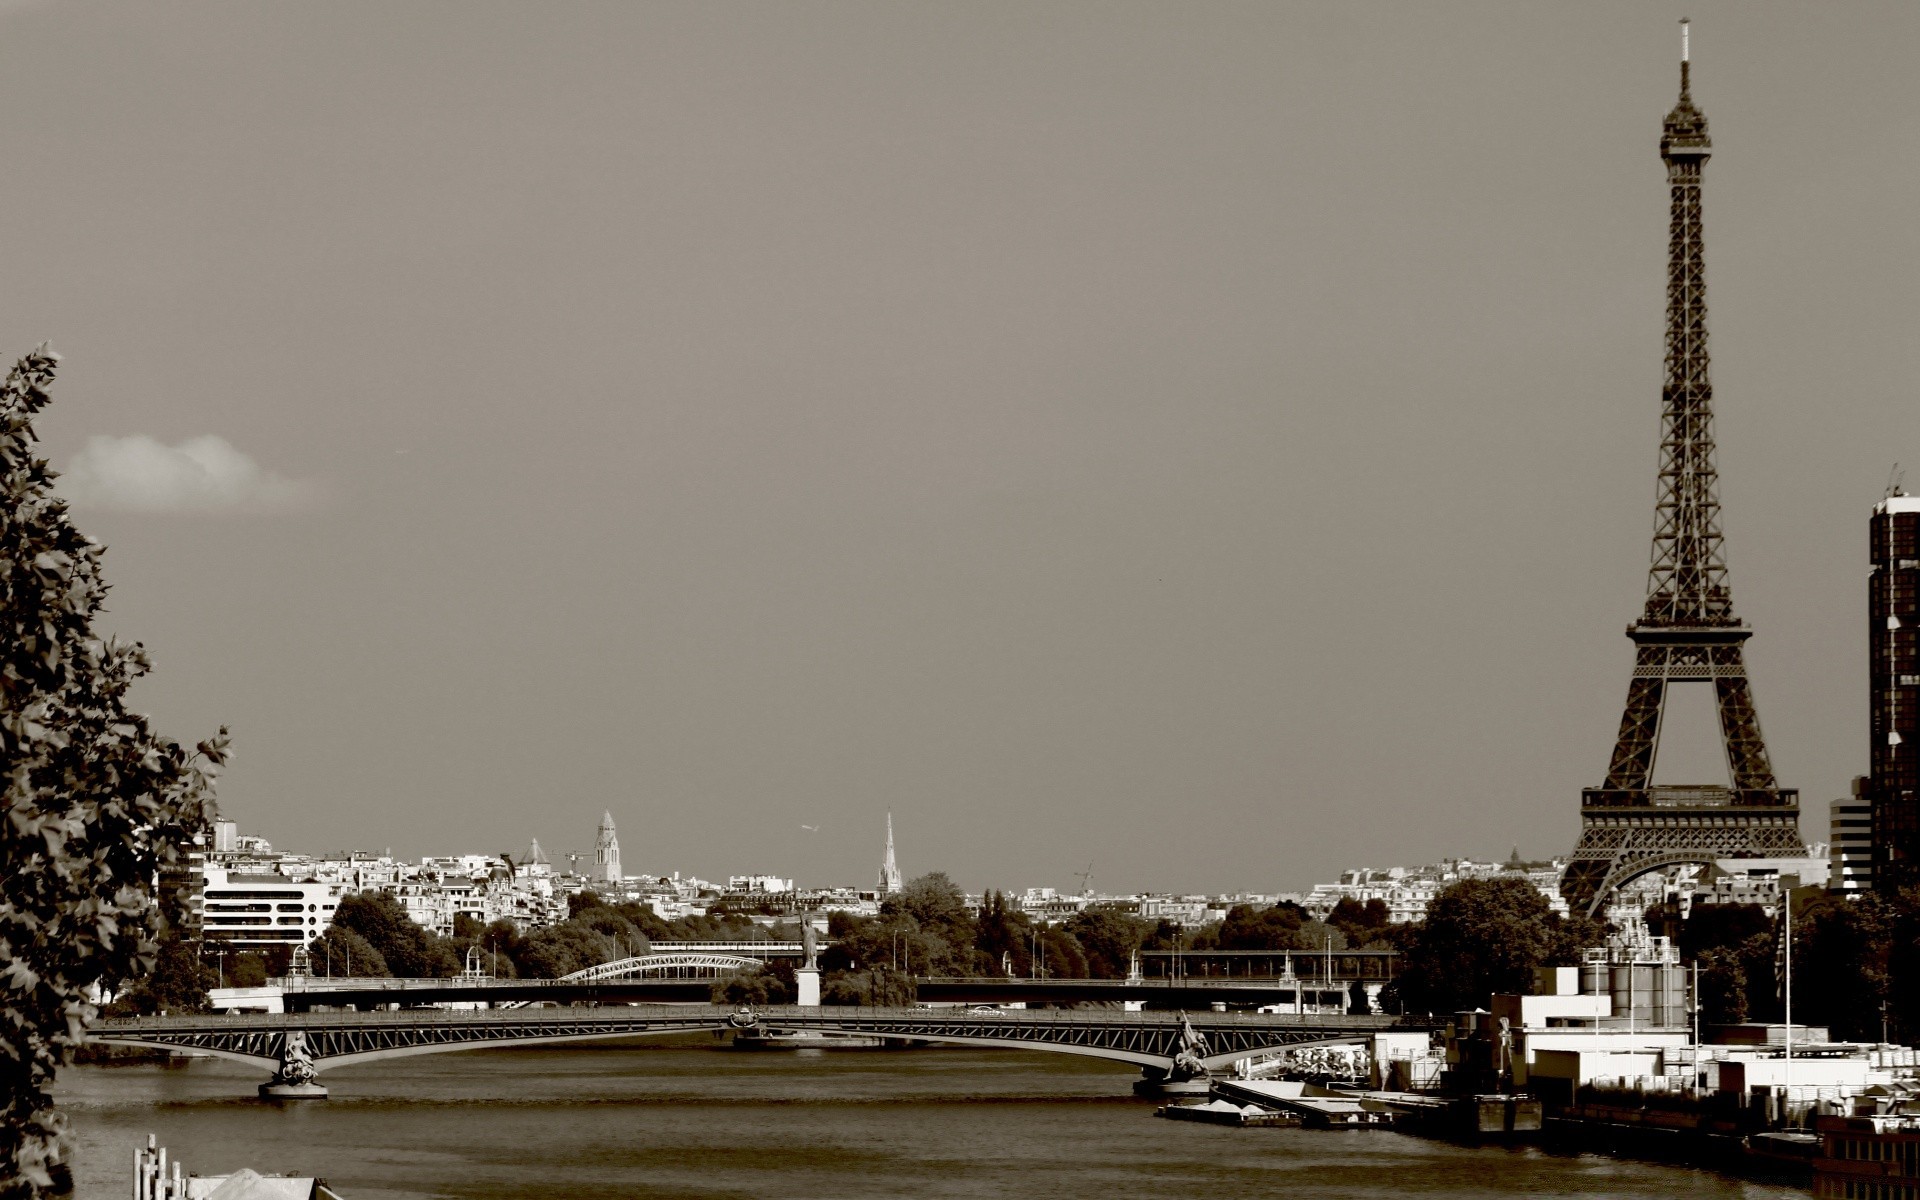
89 1005 1427 1096
247 954 1379 1012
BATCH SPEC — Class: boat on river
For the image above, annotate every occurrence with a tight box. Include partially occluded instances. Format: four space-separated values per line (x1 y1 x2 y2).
1155 1099 1299 1127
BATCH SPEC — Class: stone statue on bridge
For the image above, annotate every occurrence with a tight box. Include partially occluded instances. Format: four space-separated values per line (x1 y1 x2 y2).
261 1031 326 1099
1165 1016 1210 1083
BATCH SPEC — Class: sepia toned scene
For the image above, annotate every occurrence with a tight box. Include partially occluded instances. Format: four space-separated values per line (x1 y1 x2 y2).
4 4 1919 1198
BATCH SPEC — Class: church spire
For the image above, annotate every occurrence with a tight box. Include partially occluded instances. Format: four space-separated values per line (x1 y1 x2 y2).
594 810 622 886
877 812 902 896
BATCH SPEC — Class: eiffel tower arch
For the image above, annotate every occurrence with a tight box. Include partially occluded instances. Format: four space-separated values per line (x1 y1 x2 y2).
1561 32 1806 919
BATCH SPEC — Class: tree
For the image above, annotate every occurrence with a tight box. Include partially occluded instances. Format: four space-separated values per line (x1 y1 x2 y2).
1883 890 1920 1043
1678 902 1772 961
1390 878 1582 1013
573 906 647 957
1678 902 1778 1025
331 892 458 978
1065 908 1150 979
112 933 214 1017
307 927 391 979
711 967 791 1006
1217 903 1325 951
1696 945 1749 1024
228 953 270 989
1327 898 1392 946
0 346 228 1196
973 891 1030 975
881 873 982 975
510 915 637 979
823 968 916 1007
1794 892 1891 1042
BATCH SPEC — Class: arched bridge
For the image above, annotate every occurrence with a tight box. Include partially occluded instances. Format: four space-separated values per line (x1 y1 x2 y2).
89 1005 1429 1097
559 952 766 982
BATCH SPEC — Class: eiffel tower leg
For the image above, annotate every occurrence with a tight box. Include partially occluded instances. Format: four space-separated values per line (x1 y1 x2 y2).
1711 647 1779 798
1561 828 1624 917
1604 663 1666 792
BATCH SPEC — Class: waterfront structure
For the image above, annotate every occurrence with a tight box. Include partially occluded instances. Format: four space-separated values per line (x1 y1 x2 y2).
877 812 902 896
1872 491 1920 892
1834 777 1875 897
1562 36 1804 917
1814 1113 1920 1199
594 809 622 885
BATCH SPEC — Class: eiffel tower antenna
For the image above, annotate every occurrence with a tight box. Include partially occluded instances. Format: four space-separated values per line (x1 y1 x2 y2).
1561 33 1806 918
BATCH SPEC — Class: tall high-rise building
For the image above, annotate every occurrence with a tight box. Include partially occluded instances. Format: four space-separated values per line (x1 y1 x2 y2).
1870 492 1920 891
595 810 622 886
877 812 902 896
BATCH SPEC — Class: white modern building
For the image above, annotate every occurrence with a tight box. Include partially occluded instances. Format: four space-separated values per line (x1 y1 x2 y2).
1832 777 1874 897
199 866 340 950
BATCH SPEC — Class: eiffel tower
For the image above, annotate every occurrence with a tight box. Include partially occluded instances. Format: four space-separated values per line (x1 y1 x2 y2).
1561 28 1806 918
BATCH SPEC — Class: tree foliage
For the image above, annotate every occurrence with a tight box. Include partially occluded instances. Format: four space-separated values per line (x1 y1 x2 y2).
307 926 390 978
331 892 461 978
0 347 227 1196
1063 908 1151 979
1388 878 1589 1013
111 932 214 1017
1326 897 1393 947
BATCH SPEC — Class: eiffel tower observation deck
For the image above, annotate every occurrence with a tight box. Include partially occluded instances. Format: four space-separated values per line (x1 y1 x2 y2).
1561 26 1806 919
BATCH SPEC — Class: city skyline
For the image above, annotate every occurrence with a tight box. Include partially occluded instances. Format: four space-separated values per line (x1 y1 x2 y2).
3 4 1915 892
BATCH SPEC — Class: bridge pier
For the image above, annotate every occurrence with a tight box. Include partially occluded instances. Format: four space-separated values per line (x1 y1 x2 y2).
258 1032 329 1100
1130 1066 1211 1098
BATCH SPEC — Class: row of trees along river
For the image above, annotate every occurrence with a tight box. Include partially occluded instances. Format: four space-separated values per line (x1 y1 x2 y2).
114 871 1920 1045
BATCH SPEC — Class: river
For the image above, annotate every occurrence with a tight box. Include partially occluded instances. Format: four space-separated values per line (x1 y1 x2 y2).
56 1038 1805 1199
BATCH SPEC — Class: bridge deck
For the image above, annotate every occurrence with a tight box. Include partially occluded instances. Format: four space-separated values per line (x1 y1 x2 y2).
92 1005 1428 1075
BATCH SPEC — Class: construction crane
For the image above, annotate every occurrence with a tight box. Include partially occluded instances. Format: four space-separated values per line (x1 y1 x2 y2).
1075 861 1094 898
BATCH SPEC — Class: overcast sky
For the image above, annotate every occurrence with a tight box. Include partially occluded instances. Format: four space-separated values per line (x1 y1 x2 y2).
3 2 1914 895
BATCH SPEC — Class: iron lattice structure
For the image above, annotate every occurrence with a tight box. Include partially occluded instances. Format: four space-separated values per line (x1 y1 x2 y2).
1561 52 1805 918
90 1006 1430 1089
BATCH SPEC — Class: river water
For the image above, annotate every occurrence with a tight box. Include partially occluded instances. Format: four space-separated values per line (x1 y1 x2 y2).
56 1038 1804 1200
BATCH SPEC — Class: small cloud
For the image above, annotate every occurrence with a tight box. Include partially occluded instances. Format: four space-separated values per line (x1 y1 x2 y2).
58 434 320 514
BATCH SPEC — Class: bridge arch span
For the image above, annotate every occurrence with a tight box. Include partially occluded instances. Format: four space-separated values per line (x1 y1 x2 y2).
560 953 766 983
88 1005 1424 1094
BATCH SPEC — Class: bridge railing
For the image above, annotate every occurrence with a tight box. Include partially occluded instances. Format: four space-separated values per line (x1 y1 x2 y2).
93 1004 1434 1034
646 942 807 955
914 976 1319 989
280 976 611 993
